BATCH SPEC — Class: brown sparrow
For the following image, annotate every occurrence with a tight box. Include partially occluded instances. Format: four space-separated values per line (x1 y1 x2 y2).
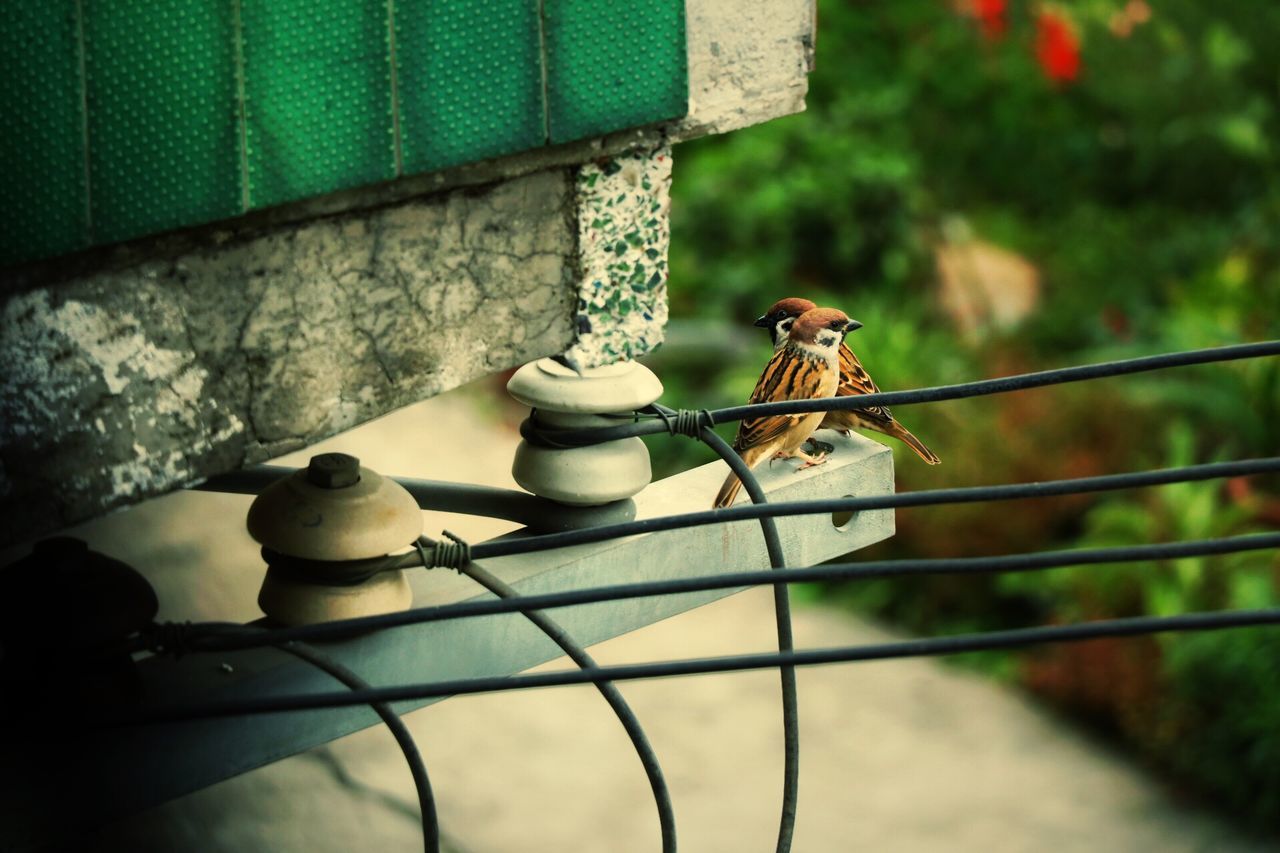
713 307 860 508
754 298 941 465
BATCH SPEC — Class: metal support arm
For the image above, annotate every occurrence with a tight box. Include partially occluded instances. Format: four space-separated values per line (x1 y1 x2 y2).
0 432 893 846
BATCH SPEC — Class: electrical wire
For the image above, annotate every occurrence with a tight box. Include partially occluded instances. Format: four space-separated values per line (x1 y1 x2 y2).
181 533 1280 651
452 457 1280 563
455 558 678 853
276 640 439 853
713 340 1280 421
112 339 1280 852
694 420 800 853
207 455 1277 594
120 608 1280 724
518 341 1280 447
162 460 1280 656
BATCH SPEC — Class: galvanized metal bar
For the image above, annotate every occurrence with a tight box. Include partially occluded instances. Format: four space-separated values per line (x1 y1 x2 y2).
0 433 893 844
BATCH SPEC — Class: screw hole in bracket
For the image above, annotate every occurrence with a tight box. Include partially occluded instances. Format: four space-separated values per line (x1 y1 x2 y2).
831 497 857 531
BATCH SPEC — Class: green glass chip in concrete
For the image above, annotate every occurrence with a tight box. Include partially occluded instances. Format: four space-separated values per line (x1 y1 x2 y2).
83 0 242 245
0 3 87 266
242 0 396 210
544 0 688 145
396 0 546 173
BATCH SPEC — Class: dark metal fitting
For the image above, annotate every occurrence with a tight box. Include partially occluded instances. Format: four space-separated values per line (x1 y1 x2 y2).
306 452 362 489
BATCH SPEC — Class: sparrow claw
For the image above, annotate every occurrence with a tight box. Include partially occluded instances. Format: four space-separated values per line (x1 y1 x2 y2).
796 454 830 470
793 447 830 470
804 437 836 456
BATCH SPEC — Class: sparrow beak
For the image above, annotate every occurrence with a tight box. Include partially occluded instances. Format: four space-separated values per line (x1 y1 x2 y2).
752 314 772 329
844 319 863 333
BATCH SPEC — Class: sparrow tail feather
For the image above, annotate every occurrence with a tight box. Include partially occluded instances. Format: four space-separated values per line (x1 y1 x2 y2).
886 422 941 465
713 469 743 508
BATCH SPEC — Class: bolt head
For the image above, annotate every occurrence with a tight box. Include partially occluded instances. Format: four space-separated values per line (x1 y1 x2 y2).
306 453 362 489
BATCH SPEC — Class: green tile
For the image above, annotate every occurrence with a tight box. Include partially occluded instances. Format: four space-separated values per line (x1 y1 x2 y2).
396 0 545 173
242 0 396 209
545 0 687 145
83 0 241 245
0 2 88 266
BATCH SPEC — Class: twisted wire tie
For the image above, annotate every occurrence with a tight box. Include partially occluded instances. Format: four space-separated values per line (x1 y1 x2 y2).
416 531 473 571
145 620 195 658
656 408 715 438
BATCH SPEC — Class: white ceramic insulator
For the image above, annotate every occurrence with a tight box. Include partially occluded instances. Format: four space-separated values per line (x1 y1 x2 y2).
507 358 663 505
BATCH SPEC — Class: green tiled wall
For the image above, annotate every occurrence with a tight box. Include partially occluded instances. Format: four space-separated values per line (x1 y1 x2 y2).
397 0 546 173
0 0 688 267
83 0 242 244
545 0 687 145
0 4 88 264
242 0 396 208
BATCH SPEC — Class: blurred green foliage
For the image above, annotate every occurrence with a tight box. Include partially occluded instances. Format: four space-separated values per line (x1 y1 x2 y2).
662 0 1280 831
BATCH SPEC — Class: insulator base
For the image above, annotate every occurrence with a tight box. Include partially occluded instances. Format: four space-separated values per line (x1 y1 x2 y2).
258 567 412 627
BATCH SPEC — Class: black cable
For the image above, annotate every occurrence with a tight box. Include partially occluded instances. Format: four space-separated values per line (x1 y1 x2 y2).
459 457 1280 563
104 338 1280 843
456 559 678 853
276 640 439 853
695 421 800 853
196 466 638 533
517 341 1280 446
121 609 1280 723
711 339 1280 422
182 533 1280 650
169 459 1280 655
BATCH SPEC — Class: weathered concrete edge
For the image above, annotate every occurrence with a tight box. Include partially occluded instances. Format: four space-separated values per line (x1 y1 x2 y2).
0 170 578 545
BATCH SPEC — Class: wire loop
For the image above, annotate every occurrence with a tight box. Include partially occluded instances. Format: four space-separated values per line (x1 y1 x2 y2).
653 406 715 438
519 411 576 449
145 620 195 658
418 532 473 570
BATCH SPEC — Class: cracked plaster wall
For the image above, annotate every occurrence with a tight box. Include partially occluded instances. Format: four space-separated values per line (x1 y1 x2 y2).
1 169 577 544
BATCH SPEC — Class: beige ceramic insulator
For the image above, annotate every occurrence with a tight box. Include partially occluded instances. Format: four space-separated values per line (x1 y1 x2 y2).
247 453 423 561
248 453 421 626
507 358 664 413
257 568 412 627
508 358 662 505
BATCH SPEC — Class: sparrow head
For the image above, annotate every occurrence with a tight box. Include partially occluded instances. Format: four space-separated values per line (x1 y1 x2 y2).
788 307 862 350
754 297 817 347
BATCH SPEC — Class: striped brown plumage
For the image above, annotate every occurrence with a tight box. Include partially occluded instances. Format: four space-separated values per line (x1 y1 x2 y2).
825 344 941 465
713 308 848 508
754 298 940 466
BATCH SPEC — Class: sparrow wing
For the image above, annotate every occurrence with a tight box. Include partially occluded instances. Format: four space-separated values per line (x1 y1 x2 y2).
734 413 804 452
837 342 894 423
828 344 941 465
733 349 824 451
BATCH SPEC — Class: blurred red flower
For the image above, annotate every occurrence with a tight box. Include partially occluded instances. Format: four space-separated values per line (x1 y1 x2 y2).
1035 9 1082 83
974 0 1008 40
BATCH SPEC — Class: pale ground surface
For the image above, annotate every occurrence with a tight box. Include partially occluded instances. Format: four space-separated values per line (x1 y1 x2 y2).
27 377 1272 853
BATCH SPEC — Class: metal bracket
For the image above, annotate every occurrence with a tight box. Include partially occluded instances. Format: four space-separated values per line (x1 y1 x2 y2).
0 432 893 848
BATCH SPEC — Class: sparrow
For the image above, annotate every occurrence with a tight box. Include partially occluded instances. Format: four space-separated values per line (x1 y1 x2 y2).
713 307 860 508
754 297 941 465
